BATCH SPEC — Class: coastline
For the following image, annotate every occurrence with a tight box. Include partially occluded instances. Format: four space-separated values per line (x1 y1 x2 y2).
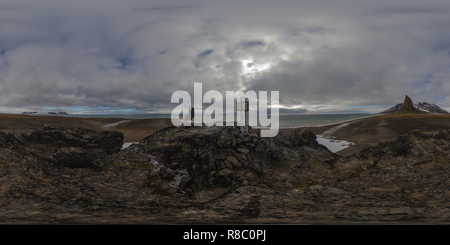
307 113 450 156
279 113 377 130
0 113 173 143
276 114 379 154
2 112 450 156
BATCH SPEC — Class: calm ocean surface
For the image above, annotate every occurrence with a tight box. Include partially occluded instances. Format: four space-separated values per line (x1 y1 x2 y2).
51 113 374 129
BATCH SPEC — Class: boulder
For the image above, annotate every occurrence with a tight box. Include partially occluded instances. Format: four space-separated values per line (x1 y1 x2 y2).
0 125 123 168
2 124 450 223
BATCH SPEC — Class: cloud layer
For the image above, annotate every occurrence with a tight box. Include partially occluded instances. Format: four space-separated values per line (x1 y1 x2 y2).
1 0 450 114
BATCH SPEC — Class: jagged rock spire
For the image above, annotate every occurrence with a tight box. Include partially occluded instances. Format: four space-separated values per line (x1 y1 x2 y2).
396 95 427 114
379 95 449 114
402 95 414 110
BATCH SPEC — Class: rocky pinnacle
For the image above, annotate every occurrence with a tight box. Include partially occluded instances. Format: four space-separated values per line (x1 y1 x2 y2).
395 95 427 114
403 95 414 110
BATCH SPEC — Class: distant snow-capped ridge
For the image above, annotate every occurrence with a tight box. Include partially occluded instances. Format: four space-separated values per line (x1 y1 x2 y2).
379 102 449 114
414 102 449 114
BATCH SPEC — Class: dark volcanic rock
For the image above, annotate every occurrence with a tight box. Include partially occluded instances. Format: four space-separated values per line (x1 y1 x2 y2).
3 124 450 224
126 125 337 193
0 125 123 168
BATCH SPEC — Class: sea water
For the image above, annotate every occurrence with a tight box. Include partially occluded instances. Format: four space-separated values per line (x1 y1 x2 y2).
56 113 372 128
276 113 373 128
37 113 374 152
55 113 371 127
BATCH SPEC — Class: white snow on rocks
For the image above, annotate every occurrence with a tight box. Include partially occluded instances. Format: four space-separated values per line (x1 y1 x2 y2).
121 142 139 150
316 135 354 153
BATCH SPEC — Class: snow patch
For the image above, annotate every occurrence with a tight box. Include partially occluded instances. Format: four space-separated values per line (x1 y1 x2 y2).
121 142 139 150
316 135 354 153
414 102 449 113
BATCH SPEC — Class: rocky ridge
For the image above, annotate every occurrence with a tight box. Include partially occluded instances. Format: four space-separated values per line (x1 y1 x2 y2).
414 102 449 114
2 124 450 223
380 95 449 114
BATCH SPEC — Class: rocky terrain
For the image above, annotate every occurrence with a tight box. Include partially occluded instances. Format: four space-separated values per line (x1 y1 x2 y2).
414 102 449 114
380 95 449 114
2 124 450 224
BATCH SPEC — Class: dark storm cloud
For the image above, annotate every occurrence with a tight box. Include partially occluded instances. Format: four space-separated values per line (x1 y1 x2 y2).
0 0 450 114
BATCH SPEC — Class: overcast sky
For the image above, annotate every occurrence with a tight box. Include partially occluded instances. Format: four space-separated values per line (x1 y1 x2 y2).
1 0 450 114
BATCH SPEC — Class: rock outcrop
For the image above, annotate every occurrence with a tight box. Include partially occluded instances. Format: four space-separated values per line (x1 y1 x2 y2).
402 95 414 110
394 95 427 114
0 125 123 168
122 125 337 194
380 95 448 114
2 124 450 223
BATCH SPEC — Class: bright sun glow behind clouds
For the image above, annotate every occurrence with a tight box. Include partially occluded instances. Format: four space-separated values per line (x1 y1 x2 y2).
241 58 272 78
1 0 450 114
